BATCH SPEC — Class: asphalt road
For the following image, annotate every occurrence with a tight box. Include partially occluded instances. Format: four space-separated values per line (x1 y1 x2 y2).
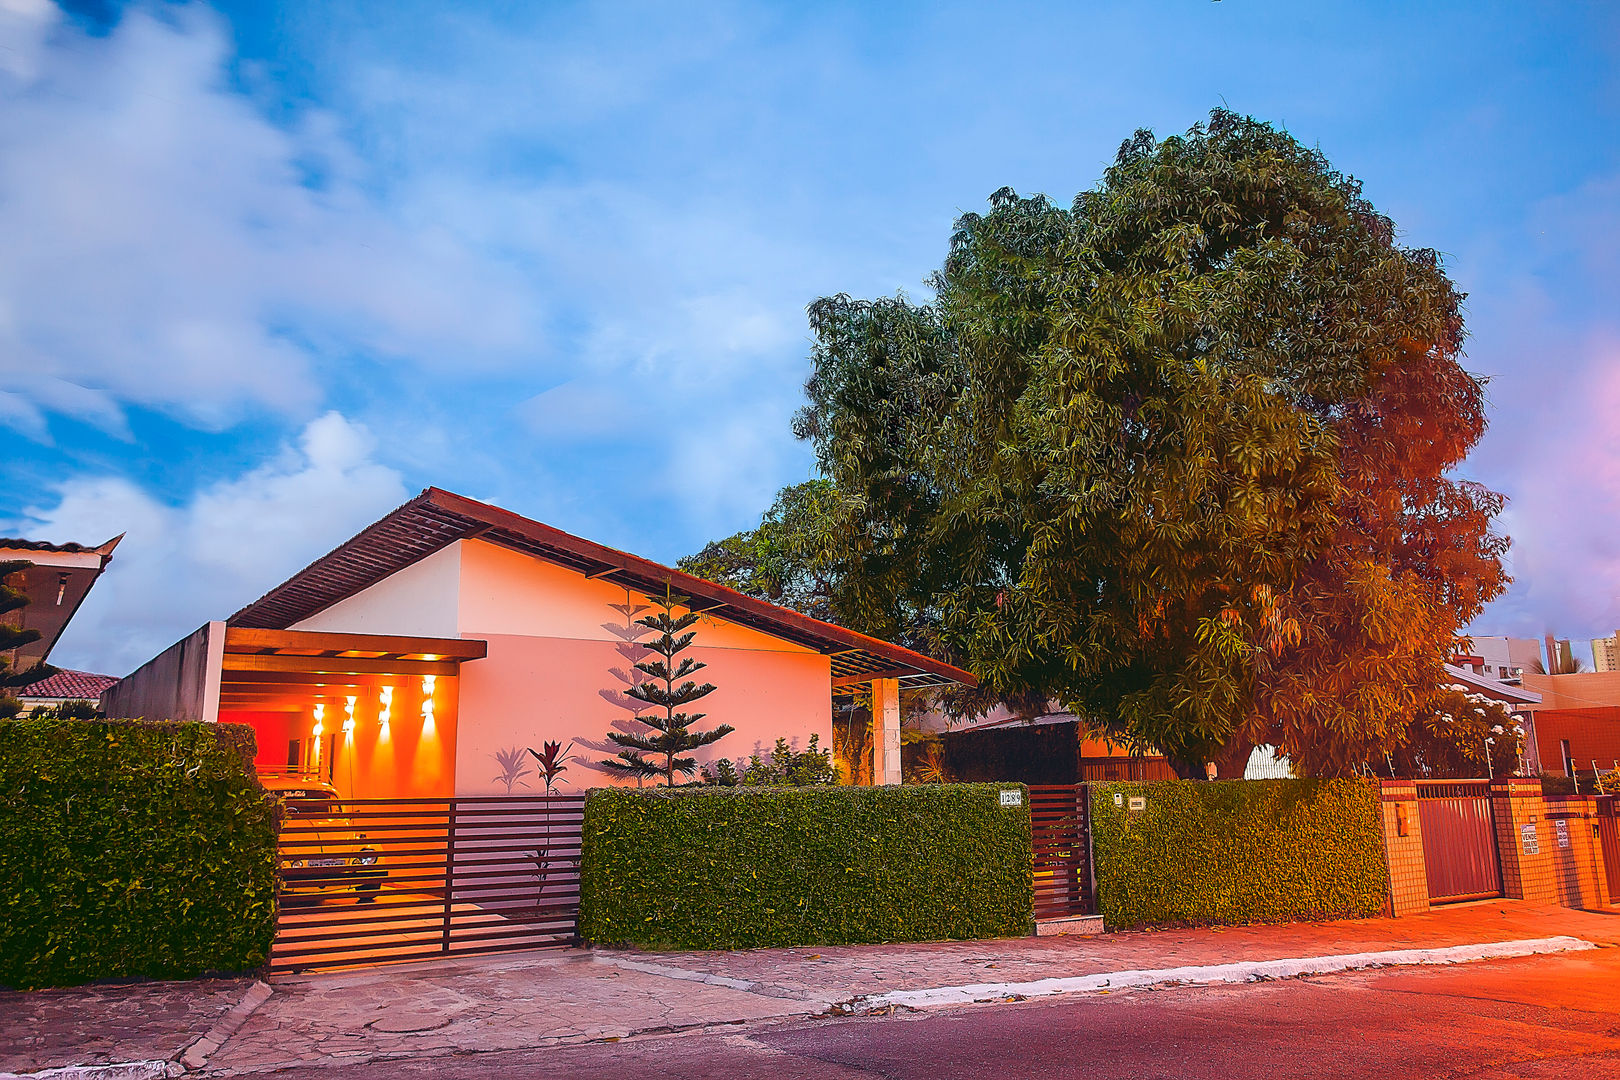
255 949 1620 1079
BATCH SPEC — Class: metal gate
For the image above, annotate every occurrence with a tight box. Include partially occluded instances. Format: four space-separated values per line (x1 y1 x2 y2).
272 795 584 972
1415 780 1501 903
1596 797 1620 903
1028 784 1095 919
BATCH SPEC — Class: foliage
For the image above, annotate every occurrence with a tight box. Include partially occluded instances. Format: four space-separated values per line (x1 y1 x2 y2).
1388 685 1522 778
0 560 56 719
703 734 841 786
1539 771 1577 797
1090 780 1387 930
600 585 734 786
527 740 575 794
579 784 1032 948
27 700 102 720
491 746 532 794
1529 649 1585 675
678 480 843 623
0 718 278 989
792 109 1505 775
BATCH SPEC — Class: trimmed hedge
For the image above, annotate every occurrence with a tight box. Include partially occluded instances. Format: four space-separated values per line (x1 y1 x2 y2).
0 718 279 989
580 784 1033 949
1091 779 1387 931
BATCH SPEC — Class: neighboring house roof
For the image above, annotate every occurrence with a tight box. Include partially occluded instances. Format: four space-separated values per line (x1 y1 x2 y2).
0 537 121 556
18 669 119 701
0 534 122 667
228 487 976 691
1443 663 1542 706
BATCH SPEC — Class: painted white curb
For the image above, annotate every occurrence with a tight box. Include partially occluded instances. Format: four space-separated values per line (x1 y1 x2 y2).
0 1061 176 1080
862 935 1600 1009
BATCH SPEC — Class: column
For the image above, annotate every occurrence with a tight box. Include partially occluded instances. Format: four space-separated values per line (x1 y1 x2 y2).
1379 780 1430 917
872 677 902 786
1491 776 1558 904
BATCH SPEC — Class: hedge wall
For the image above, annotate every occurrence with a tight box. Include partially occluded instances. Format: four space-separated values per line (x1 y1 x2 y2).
0 718 279 989
580 784 1033 949
1091 779 1387 931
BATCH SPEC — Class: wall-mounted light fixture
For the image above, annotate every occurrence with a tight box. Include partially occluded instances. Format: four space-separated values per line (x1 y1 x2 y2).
421 675 436 736
378 686 393 737
311 704 325 771
343 695 357 735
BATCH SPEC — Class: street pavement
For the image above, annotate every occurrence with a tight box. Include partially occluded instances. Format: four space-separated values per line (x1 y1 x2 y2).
231 948 1620 1079
5 901 1620 1077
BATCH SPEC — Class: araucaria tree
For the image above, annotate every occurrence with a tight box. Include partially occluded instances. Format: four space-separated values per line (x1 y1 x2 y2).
601 585 733 786
794 110 1506 776
1 561 54 719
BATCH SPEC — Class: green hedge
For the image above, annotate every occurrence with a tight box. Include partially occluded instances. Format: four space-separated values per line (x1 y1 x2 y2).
1091 779 1387 931
0 718 279 989
580 784 1033 949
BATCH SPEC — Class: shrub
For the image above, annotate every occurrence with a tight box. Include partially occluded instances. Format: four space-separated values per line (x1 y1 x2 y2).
0 718 279 989
580 783 1033 949
1091 779 1387 931
703 734 840 786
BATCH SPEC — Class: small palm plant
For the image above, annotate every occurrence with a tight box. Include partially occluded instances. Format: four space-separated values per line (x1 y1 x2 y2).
526 740 575 909
527 740 574 796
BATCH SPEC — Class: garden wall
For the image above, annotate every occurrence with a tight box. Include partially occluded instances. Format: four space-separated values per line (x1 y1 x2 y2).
0 718 279 989
579 784 1033 949
1091 779 1387 931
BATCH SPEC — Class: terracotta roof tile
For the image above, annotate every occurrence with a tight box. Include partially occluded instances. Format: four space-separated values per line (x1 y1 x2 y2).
19 669 119 701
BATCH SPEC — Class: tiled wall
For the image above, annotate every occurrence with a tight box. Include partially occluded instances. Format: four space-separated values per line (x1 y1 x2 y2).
1379 781 1430 917
1379 778 1613 917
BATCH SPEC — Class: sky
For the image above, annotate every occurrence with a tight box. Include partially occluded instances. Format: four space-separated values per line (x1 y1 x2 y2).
1 0 1617 676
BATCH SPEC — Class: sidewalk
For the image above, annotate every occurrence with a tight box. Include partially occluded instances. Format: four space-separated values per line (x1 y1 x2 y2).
4 901 1617 1078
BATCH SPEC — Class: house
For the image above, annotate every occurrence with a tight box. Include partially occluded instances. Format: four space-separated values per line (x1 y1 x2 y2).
1 535 121 673
1518 671 1620 778
17 669 119 713
940 710 1178 784
102 488 974 798
1451 635 1541 684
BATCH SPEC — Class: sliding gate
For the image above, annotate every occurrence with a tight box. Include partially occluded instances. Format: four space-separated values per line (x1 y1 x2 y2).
1029 784 1095 919
272 795 584 972
1414 780 1502 903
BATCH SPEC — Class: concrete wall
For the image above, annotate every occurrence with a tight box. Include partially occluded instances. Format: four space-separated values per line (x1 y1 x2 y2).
452 539 832 796
1380 778 1613 917
99 622 223 723
267 537 834 797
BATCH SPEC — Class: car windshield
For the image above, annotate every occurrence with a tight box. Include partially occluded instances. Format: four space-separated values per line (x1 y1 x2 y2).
280 794 340 816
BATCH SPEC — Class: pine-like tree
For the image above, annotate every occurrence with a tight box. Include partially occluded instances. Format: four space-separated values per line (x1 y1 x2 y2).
1 560 55 719
601 584 733 786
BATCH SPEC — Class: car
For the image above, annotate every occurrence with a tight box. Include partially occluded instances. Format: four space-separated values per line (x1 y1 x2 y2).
260 776 385 903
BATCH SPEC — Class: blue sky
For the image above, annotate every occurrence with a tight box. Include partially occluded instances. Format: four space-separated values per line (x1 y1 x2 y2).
2 0 1617 674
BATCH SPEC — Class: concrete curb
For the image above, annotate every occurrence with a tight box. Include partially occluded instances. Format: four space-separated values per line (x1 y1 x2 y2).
0 1061 176 1080
176 981 273 1071
860 935 1600 1009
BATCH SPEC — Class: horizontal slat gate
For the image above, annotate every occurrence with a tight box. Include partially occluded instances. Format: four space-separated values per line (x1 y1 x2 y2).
273 795 583 972
1414 781 1501 903
1028 784 1094 919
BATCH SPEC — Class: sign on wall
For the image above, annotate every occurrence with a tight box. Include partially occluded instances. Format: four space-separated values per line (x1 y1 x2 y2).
1521 822 1539 854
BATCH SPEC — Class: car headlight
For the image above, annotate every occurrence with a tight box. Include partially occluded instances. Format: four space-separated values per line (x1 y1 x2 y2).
285 858 305 868
357 848 379 866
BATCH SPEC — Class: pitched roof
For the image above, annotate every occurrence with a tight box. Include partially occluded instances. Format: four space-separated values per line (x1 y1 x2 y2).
19 669 119 701
0 536 122 558
228 488 976 691
1443 663 1542 706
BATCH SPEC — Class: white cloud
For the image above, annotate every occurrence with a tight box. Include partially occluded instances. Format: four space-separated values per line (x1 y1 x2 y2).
7 412 409 675
0 3 537 436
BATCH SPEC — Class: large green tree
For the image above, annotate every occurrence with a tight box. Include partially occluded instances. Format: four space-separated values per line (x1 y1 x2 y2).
678 480 842 624
794 110 1506 776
